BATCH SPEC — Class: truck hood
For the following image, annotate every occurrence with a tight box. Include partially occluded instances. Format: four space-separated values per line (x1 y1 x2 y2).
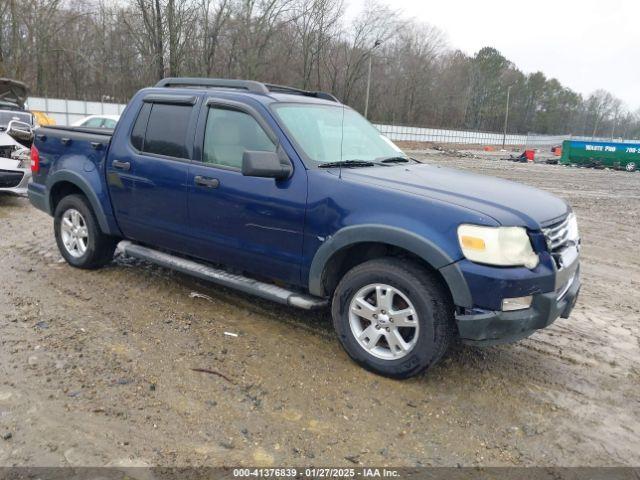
0 78 28 108
340 163 570 229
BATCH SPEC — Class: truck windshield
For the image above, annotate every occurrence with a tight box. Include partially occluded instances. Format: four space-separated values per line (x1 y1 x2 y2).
0 110 32 129
272 103 406 165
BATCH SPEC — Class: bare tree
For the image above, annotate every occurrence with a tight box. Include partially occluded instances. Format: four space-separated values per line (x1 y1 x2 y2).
2 0 637 137
126 0 166 80
587 89 615 138
291 0 343 89
200 0 232 75
338 0 400 104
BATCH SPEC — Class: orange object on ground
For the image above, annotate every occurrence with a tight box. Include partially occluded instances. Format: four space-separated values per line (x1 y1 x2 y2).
525 150 535 161
554 147 562 157
483 146 495 151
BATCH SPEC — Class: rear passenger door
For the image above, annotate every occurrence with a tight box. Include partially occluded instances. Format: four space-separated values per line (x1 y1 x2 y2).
186 99 307 285
106 94 199 252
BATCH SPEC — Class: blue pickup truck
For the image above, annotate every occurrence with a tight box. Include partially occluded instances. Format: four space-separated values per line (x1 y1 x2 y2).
28 78 581 378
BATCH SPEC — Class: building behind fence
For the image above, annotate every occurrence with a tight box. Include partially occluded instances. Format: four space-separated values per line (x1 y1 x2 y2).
26 96 637 149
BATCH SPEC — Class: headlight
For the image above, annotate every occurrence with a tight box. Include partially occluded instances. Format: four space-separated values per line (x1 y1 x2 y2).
457 224 539 269
11 146 31 168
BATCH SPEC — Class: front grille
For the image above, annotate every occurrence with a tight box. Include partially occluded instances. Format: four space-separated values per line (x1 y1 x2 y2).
0 169 23 188
543 214 579 268
544 216 572 252
0 146 14 159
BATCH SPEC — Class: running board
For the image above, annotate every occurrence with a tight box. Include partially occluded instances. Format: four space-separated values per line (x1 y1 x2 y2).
117 241 327 310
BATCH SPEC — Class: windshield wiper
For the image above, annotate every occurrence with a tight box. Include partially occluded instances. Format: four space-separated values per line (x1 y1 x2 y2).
378 156 412 164
318 160 377 168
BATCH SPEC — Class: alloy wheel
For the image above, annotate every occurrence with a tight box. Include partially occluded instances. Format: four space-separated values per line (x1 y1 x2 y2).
60 208 89 258
348 283 420 360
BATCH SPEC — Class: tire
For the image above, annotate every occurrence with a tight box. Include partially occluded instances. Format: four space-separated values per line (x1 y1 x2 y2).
331 257 455 379
626 162 636 172
54 194 117 269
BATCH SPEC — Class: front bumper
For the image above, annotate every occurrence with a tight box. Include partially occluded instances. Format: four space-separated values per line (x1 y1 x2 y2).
0 157 31 195
455 265 580 346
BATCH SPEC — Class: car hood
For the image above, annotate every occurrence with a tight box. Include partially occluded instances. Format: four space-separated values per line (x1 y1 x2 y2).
0 78 28 108
340 163 570 229
0 131 21 150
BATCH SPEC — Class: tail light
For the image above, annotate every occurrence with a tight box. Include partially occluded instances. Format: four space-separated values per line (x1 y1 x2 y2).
30 144 40 173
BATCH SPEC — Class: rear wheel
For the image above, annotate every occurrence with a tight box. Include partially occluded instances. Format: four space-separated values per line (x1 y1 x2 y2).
331 257 455 379
626 162 637 172
54 194 117 269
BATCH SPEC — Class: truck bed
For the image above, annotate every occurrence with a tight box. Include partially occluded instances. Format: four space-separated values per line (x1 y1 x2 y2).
36 125 114 142
32 125 113 181
28 124 118 234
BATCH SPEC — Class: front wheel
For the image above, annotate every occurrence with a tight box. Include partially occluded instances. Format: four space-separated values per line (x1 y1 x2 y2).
331 258 455 379
626 162 637 172
54 194 118 269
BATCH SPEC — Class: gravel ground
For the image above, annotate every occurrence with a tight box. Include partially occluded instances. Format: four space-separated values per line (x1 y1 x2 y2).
0 153 638 468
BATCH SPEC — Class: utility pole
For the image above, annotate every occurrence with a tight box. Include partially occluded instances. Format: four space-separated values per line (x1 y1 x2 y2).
502 85 512 149
364 39 382 119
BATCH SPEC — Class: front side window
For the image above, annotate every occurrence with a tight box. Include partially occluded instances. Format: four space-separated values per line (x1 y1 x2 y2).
202 107 276 169
272 104 404 165
142 103 192 158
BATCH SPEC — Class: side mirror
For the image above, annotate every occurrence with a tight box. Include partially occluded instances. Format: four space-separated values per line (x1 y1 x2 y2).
7 120 34 148
242 150 292 180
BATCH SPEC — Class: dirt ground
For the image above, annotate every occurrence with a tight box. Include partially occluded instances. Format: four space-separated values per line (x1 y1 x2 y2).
0 153 638 468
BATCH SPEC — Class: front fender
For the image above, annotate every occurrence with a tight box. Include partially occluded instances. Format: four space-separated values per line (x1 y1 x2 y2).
308 224 472 307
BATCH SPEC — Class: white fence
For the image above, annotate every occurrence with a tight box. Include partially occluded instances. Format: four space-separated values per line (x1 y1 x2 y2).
374 124 639 148
25 96 636 148
374 124 570 148
26 97 127 126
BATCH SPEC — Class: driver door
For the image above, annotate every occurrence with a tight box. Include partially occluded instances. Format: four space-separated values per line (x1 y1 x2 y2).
187 101 307 285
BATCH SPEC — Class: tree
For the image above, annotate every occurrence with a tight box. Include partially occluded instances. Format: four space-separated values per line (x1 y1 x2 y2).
586 89 615 138
2 0 637 139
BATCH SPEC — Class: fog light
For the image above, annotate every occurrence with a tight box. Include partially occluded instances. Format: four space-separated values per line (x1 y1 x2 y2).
502 296 533 311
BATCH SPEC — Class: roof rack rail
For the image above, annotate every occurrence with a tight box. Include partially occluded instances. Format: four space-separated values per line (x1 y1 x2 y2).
264 83 339 102
155 78 269 94
155 77 339 102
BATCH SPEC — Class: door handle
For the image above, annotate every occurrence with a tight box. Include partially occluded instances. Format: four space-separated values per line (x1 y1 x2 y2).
194 175 219 188
112 160 131 171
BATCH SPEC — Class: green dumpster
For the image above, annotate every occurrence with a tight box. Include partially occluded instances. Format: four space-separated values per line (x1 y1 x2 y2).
560 140 639 172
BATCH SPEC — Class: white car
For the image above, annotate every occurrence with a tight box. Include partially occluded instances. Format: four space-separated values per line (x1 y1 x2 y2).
72 114 120 129
0 79 34 196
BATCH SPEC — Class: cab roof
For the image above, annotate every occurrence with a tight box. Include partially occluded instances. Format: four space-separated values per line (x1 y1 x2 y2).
153 77 341 107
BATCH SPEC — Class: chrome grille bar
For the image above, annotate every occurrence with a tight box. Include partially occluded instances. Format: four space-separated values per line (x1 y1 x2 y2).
543 216 571 252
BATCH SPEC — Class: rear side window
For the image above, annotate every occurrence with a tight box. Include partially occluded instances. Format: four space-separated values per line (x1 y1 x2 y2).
130 103 151 150
130 102 192 159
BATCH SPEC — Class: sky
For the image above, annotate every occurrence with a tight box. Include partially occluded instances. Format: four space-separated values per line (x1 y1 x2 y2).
346 0 640 110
